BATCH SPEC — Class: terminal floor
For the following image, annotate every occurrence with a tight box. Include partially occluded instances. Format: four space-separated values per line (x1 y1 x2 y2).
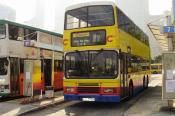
26 74 175 116
0 91 63 116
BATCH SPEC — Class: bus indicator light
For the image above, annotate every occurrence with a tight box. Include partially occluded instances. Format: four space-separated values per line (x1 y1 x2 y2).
107 35 113 42
63 39 68 46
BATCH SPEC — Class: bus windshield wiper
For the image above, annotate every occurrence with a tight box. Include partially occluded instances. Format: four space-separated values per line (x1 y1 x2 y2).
75 50 89 76
91 49 104 61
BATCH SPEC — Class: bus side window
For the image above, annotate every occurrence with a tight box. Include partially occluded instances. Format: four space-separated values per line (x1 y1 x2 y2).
119 53 124 74
20 59 24 74
58 60 63 71
54 60 63 72
24 29 37 41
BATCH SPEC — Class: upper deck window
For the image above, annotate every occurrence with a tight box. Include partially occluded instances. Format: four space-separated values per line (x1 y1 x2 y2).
24 29 37 41
9 24 37 41
0 24 6 39
117 8 149 45
9 25 24 41
65 5 114 29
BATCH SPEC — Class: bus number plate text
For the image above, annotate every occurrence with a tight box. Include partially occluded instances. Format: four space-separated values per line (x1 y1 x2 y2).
82 98 95 101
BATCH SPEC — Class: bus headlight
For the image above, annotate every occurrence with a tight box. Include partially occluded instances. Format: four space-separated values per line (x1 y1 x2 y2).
64 87 76 93
103 88 114 93
0 79 5 82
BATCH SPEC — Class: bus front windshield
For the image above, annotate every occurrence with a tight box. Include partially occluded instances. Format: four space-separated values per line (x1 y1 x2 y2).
65 5 114 29
65 50 118 79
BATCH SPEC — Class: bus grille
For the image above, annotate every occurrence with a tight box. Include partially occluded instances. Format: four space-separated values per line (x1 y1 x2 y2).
77 87 100 94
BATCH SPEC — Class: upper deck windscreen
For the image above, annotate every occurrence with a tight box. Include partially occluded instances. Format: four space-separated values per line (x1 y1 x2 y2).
65 5 114 29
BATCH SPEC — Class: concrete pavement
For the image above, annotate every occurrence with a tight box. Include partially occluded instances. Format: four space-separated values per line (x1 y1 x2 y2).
25 74 174 116
125 74 175 116
1 74 175 116
0 91 64 116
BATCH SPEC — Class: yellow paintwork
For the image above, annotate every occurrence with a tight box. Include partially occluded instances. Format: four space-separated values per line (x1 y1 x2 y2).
64 26 119 52
150 63 162 74
63 5 151 88
119 30 150 59
32 60 41 84
64 79 120 87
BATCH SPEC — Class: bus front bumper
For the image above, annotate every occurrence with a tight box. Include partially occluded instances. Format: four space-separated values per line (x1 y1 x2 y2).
64 94 121 102
0 93 9 98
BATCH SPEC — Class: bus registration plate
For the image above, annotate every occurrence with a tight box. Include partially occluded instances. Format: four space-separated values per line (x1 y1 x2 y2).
82 98 95 101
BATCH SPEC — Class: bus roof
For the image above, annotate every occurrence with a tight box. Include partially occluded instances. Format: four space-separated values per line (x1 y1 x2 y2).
66 1 115 11
0 19 63 37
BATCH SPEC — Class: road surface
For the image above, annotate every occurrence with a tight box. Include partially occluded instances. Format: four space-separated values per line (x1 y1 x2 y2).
25 75 175 116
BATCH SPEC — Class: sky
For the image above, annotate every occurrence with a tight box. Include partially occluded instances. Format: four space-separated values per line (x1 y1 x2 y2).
149 0 172 15
0 0 172 32
0 0 173 58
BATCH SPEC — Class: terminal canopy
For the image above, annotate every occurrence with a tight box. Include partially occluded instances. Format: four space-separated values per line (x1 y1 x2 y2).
148 17 169 51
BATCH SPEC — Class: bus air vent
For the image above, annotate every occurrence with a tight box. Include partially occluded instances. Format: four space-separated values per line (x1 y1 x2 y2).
77 87 100 94
78 83 99 86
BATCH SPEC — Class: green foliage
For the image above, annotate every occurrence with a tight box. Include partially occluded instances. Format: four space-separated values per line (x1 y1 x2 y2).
152 55 162 63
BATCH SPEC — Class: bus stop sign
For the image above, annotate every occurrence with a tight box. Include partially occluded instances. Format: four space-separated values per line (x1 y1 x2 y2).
163 26 175 33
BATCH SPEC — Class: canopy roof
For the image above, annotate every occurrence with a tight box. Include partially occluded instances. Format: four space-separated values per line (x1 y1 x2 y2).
0 19 63 37
148 16 170 51
148 24 168 51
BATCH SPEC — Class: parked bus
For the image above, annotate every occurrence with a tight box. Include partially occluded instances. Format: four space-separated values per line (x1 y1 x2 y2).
151 63 162 74
63 1 150 102
0 20 63 98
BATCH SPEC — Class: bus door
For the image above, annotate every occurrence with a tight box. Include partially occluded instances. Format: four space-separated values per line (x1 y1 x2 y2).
24 60 42 96
120 53 128 98
19 59 24 96
42 59 52 88
54 60 63 90
10 57 20 96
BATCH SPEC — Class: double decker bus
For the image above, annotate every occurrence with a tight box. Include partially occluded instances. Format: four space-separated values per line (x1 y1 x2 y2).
63 1 150 102
0 20 63 98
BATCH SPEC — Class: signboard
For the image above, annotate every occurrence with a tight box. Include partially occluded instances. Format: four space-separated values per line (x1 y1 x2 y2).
162 53 175 99
163 26 175 33
24 40 36 47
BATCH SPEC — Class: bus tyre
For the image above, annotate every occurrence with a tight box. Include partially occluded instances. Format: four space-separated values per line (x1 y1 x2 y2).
146 76 149 88
143 77 146 88
129 82 133 97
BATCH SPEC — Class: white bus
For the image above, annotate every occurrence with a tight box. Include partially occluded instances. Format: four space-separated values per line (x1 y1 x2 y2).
0 20 63 97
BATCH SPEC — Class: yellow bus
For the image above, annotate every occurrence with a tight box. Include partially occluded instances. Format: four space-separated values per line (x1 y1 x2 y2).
63 1 150 102
151 63 162 74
